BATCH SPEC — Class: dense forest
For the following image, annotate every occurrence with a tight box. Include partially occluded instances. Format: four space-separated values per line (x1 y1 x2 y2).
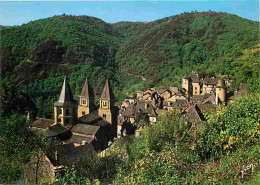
0 11 259 183
0 11 259 117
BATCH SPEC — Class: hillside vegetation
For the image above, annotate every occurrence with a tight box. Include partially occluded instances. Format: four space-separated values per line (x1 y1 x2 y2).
53 95 260 184
115 12 259 89
0 11 259 184
0 11 259 116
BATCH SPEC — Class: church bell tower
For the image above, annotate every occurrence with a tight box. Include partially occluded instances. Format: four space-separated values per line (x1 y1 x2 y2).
54 76 77 125
78 78 94 117
98 79 114 124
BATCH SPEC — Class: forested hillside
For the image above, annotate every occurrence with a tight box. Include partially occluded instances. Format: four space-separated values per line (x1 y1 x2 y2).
0 15 128 117
0 11 259 118
0 11 259 184
115 11 259 89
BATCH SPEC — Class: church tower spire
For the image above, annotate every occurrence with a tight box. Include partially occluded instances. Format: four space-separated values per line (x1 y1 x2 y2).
54 76 77 125
78 78 94 117
98 78 114 124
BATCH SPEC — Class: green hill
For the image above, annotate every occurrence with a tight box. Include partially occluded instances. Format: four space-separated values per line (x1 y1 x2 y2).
0 15 124 117
0 12 259 118
115 11 259 88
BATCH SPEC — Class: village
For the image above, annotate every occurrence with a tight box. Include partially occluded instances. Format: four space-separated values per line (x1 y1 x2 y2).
27 71 247 183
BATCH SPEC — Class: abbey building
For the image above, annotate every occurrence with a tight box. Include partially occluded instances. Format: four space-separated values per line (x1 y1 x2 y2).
31 76 117 161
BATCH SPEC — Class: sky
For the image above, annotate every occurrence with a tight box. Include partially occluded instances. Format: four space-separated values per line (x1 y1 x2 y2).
0 0 259 26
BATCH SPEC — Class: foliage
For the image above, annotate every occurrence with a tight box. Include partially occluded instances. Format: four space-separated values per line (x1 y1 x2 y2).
1 12 259 117
112 95 259 184
197 95 260 159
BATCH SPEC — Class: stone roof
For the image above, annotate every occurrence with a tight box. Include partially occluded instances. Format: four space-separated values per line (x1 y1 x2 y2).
183 74 190 79
121 100 154 117
192 93 212 103
100 79 113 100
78 109 111 127
202 94 217 105
156 88 168 94
54 76 76 107
45 123 69 137
78 109 102 123
203 78 218 85
71 124 100 136
171 99 188 109
64 135 94 145
169 87 179 94
32 118 54 129
80 78 90 97
183 104 204 123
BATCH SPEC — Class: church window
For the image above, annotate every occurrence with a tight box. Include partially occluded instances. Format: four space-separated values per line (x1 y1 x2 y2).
103 114 106 119
82 111 85 115
83 100 86 104
195 87 197 90
66 109 69 115
103 101 107 106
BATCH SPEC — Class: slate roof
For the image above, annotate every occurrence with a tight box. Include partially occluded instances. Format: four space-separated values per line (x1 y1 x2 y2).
183 74 190 79
192 93 212 103
203 78 218 85
156 89 168 94
78 109 102 123
80 78 90 97
54 76 76 107
169 87 179 94
171 99 188 109
32 118 54 129
45 123 69 137
121 100 154 117
183 104 204 123
78 109 111 127
202 94 217 105
71 124 100 136
64 135 94 144
100 79 113 99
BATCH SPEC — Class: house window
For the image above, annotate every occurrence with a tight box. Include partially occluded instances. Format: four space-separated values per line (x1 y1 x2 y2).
82 111 85 115
66 109 69 115
195 87 197 90
103 101 107 106
83 100 86 104
103 114 106 119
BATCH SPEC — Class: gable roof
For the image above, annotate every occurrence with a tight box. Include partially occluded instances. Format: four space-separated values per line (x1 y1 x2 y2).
64 135 94 145
184 104 204 123
203 78 218 85
45 123 69 137
71 124 100 136
54 76 76 106
32 118 54 129
202 94 217 105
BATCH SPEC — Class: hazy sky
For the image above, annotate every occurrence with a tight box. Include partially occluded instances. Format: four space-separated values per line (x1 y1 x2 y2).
0 0 259 26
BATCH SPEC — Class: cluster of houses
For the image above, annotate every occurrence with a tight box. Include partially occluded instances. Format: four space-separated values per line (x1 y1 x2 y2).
118 71 236 138
26 71 247 183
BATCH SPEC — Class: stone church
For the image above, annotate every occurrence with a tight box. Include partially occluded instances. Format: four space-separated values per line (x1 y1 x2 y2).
28 77 118 183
